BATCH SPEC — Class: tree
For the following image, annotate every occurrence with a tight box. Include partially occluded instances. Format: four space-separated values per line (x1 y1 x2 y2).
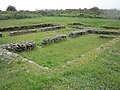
6 5 17 11
90 7 99 11
90 7 101 15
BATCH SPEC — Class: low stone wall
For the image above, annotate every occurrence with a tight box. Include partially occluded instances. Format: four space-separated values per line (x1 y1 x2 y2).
10 30 37 36
68 23 84 26
99 35 116 38
69 25 84 29
87 30 120 35
41 25 65 31
102 26 120 29
0 48 49 71
69 29 120 38
0 24 57 32
42 34 67 45
2 41 36 52
69 30 88 38
68 23 91 27
0 32 2 37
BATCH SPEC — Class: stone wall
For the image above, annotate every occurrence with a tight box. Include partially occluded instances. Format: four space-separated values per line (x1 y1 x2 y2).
70 26 84 29
0 24 57 32
10 30 37 36
87 30 120 35
42 34 67 45
102 26 120 29
68 23 84 26
69 30 88 38
41 25 65 31
69 29 120 38
99 35 116 38
2 41 36 52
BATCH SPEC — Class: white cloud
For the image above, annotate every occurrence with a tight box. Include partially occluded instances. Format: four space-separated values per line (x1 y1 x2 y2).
0 0 120 11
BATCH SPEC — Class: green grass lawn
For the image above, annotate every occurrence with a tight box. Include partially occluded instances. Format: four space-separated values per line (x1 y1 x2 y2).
0 27 76 45
0 17 120 90
0 25 111 68
1 29 111 68
0 36 119 90
0 17 120 28
19 34 111 68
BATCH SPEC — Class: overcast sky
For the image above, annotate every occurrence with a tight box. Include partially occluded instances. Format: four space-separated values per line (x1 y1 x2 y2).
0 0 120 11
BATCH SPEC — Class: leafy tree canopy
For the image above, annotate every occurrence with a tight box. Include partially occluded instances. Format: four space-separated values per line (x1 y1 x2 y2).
6 5 17 11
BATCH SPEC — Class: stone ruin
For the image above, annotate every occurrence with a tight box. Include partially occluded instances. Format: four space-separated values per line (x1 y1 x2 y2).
10 30 37 36
68 23 84 26
42 34 67 45
2 41 36 52
0 23 57 32
102 26 120 29
68 29 119 38
87 30 120 35
68 22 91 28
99 35 116 38
0 32 2 37
9 25 65 36
68 23 84 29
69 30 88 38
41 25 65 31
70 26 84 29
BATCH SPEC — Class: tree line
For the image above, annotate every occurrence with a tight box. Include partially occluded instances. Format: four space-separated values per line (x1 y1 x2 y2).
0 5 120 20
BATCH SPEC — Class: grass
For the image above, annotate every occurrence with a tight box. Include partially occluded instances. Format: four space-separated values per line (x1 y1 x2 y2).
0 36 120 90
0 27 76 45
19 34 111 68
0 17 120 28
0 17 120 89
1 29 111 68
0 26 111 68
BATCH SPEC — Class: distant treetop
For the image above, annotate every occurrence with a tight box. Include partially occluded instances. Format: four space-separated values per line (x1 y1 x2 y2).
90 7 99 11
6 5 17 11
